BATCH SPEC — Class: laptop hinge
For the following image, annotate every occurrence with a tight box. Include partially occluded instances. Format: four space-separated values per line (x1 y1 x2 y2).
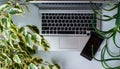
33 3 102 10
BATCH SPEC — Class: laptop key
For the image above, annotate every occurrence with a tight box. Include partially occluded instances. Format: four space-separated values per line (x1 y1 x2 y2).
42 27 49 30
58 31 75 34
42 24 47 26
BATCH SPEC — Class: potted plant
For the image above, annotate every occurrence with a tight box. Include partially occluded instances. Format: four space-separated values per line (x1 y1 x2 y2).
91 1 120 69
0 0 60 69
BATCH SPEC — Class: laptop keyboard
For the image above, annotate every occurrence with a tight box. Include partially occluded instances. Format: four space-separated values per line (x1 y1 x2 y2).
41 13 96 36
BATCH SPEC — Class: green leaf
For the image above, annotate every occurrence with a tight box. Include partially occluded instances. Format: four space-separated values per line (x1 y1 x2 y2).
15 3 25 14
0 4 9 12
54 64 61 69
32 56 43 64
38 65 45 69
41 66 45 69
48 65 54 69
25 3 30 12
41 37 50 51
19 27 25 33
10 33 19 41
32 33 50 51
0 53 7 59
1 17 11 29
13 54 21 64
31 33 41 45
0 40 9 47
26 34 34 49
27 25 40 34
28 63 38 69
0 26 3 33
19 27 28 36
5 57 12 65
9 40 14 48
3 30 9 40
48 64 60 69
9 8 22 15
26 46 37 54
10 23 18 32
17 33 26 43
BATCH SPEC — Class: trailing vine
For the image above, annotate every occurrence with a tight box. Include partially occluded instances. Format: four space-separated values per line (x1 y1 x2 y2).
91 1 120 69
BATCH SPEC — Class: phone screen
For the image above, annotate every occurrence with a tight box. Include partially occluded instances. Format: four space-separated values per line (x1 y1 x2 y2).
80 32 104 60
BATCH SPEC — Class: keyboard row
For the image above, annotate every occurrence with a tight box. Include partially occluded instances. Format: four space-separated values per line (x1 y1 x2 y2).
42 23 96 27
42 13 95 20
42 30 90 35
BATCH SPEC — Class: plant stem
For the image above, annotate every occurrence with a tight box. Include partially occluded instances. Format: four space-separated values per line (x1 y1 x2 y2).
115 2 120 27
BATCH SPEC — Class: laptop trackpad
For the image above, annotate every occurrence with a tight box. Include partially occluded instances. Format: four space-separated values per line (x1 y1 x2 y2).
59 37 79 49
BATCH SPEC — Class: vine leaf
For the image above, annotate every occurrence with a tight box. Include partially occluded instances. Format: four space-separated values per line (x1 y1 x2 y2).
5 57 12 65
41 37 50 51
17 33 26 43
13 55 21 64
26 34 34 49
1 17 11 29
32 33 41 46
28 63 37 69
32 56 43 64
26 25 40 34
9 8 23 15
0 4 9 12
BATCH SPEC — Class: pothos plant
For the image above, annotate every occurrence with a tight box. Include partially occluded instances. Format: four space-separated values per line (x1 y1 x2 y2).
0 0 60 69
91 0 120 69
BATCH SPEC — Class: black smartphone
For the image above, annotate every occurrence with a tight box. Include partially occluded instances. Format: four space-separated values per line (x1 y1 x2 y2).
80 32 104 60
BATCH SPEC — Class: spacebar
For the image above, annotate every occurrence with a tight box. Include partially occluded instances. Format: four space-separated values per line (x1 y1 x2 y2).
58 31 75 34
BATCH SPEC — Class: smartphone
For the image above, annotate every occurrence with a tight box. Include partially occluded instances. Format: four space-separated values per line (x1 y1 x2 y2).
80 32 104 60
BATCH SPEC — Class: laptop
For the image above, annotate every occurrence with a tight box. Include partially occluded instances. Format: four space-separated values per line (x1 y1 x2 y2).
29 0 110 51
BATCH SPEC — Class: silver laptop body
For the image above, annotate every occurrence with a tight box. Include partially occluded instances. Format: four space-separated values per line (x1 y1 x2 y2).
29 0 110 51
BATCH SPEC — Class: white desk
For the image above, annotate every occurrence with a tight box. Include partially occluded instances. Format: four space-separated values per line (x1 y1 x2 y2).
12 3 120 69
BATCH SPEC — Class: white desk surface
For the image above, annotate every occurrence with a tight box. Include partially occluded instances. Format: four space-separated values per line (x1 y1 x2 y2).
12 3 120 69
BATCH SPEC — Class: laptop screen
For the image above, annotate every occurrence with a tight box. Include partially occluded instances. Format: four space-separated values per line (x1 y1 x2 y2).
30 0 111 3
32 0 111 1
